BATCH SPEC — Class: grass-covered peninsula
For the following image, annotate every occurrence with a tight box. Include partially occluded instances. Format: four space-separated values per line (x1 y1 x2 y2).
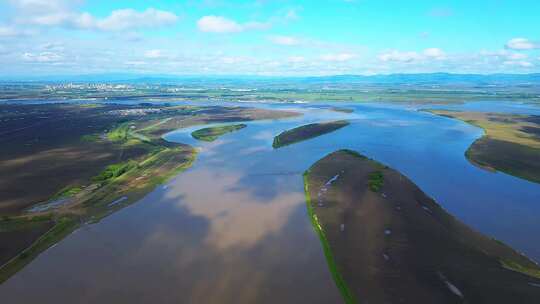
430 110 540 183
191 124 247 142
273 120 349 148
304 149 540 304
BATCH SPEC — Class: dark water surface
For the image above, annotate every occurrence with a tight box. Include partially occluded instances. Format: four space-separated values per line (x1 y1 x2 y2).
1 101 540 303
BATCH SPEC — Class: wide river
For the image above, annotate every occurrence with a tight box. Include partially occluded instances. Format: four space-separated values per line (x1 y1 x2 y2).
1 101 540 303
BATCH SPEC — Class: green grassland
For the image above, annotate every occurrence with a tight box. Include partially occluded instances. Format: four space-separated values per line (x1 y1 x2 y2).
429 110 540 183
303 171 357 304
191 124 247 142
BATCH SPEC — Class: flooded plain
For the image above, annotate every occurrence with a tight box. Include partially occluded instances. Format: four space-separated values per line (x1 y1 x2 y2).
1 102 540 303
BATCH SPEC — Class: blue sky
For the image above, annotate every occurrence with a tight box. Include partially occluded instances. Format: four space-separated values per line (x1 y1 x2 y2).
0 0 539 76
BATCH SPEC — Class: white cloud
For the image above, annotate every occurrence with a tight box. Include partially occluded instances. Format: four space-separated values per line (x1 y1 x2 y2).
268 35 299 46
505 38 539 50
125 61 147 66
144 49 163 59
480 49 531 62
0 26 19 37
22 51 63 62
8 0 76 14
503 60 533 67
320 53 356 62
40 42 64 51
378 48 447 62
92 9 178 31
197 16 242 33
0 26 34 37
287 56 305 63
197 15 269 33
506 53 528 60
423 48 446 59
9 1 179 32
378 50 421 62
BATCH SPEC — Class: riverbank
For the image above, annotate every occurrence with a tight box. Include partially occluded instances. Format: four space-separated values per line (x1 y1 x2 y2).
428 110 540 183
304 149 540 303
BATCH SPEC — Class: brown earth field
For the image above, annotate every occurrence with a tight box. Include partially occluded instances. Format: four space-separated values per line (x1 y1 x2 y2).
304 150 540 304
428 110 540 184
0 103 298 214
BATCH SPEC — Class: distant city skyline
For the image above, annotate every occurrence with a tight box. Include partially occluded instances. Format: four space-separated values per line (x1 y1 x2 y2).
1 0 539 76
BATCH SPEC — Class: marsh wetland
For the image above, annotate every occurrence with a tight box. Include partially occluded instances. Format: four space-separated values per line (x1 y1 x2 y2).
0 100 540 303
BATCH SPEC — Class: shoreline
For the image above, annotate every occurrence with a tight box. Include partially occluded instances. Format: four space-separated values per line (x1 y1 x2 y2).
304 149 540 303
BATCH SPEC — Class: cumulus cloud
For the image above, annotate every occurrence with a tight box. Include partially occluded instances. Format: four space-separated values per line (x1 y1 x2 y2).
268 35 299 46
22 51 63 62
197 16 242 33
197 16 269 33
0 26 20 37
378 50 421 62
480 49 530 61
89 9 178 31
0 26 34 37
287 56 305 63
144 49 164 59
8 0 179 32
505 38 539 50
503 60 533 67
320 53 356 62
506 53 528 60
379 48 446 62
423 48 446 59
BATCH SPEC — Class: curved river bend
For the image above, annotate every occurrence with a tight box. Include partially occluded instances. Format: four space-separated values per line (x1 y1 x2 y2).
1 102 539 303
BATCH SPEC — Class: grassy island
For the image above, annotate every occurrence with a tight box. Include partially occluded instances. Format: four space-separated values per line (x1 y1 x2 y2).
329 107 354 113
273 120 349 149
191 124 247 142
429 110 540 183
304 149 540 304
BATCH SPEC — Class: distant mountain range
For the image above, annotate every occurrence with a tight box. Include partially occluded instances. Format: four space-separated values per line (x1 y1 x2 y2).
2 73 540 86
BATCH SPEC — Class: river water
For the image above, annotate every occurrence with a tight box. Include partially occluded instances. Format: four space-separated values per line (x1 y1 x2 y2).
1 101 539 303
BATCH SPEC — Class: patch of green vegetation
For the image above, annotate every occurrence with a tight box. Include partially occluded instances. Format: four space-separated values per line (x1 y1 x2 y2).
92 161 137 184
78 103 103 108
0 215 53 232
0 146 197 283
367 171 384 192
330 107 354 113
501 259 540 279
80 134 100 142
191 124 247 142
303 171 357 304
107 123 131 142
51 185 83 200
273 120 350 149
